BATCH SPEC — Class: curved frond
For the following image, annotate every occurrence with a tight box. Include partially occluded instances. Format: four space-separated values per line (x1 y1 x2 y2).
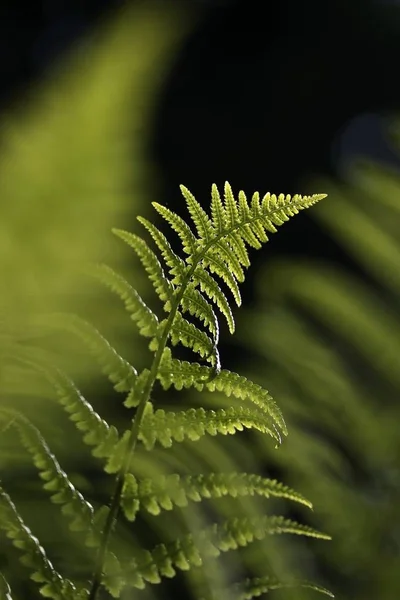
0 486 81 600
197 253 242 307
181 182 325 259
0 178 326 598
137 217 188 285
105 515 329 594
169 312 216 365
138 181 326 342
152 202 197 255
157 348 286 435
138 405 282 450
43 312 137 392
43 368 130 470
111 228 174 305
0 410 94 533
191 266 236 333
89 263 159 339
180 284 219 345
121 471 312 522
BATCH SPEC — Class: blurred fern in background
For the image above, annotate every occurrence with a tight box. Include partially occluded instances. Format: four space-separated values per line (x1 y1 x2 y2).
0 0 190 395
237 157 400 600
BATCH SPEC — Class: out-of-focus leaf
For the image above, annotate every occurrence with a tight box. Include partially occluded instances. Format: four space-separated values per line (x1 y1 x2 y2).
0 1 191 390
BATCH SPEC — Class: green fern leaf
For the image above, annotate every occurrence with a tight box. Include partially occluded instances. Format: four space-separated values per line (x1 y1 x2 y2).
42 312 138 392
191 266 236 332
111 228 174 305
152 202 197 255
137 217 188 285
138 405 281 450
179 184 215 242
0 178 326 598
0 410 94 532
151 183 325 331
111 515 329 593
180 283 219 344
223 181 241 228
0 486 81 599
169 312 216 364
102 551 127 597
44 369 124 463
210 183 227 232
103 430 131 474
198 251 242 307
226 229 251 269
157 348 286 434
121 471 312 522
88 264 159 339
204 238 245 283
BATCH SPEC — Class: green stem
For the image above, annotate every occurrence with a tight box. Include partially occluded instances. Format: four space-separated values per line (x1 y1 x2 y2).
87 270 193 600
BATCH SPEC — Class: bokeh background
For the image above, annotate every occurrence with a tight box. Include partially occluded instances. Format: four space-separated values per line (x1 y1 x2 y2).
1 1 400 599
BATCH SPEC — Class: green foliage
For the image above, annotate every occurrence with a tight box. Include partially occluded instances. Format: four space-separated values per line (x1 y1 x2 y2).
0 181 329 599
0 0 190 393
237 158 400 600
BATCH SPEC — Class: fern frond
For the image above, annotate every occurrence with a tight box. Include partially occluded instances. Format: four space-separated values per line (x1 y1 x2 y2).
189 185 325 293
180 184 215 243
137 217 188 285
180 283 219 345
150 182 325 338
0 410 94 533
43 312 138 392
223 180 241 228
0 486 81 600
204 237 245 283
89 264 159 339
121 472 312 522
196 253 242 308
138 405 282 450
152 202 197 255
111 228 174 305
157 348 286 435
106 515 329 594
232 575 334 599
1 180 324 599
210 183 227 232
43 368 131 471
169 312 216 365
191 266 236 333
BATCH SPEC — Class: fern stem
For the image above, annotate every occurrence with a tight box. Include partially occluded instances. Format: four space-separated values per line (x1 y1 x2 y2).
88 269 194 599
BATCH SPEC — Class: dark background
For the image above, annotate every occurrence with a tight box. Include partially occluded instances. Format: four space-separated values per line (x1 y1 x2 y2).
2 0 399 297
1 0 400 598
1 0 400 231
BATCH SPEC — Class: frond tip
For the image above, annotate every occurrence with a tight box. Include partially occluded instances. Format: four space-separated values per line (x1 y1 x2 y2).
152 182 326 337
104 182 326 367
